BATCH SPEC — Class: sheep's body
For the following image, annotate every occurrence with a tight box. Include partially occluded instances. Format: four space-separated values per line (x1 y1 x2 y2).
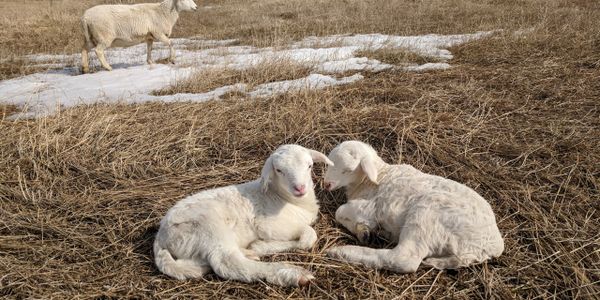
81 0 197 73
325 141 504 272
154 145 332 286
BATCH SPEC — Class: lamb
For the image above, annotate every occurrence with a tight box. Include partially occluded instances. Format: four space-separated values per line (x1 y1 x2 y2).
323 141 504 272
81 0 198 73
153 145 334 287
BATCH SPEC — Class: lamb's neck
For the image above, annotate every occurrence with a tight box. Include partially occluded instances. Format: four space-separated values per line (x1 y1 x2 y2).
346 162 390 200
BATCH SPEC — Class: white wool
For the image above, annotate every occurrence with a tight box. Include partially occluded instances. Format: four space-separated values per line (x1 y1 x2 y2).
324 141 504 272
154 145 333 286
80 0 198 73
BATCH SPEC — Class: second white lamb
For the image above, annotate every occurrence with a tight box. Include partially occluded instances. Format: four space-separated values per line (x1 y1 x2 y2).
324 141 504 272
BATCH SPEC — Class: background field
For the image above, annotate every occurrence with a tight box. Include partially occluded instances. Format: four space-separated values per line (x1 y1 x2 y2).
1 0 599 299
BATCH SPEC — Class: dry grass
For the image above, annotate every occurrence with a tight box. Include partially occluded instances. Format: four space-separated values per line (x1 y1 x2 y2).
1 0 600 299
357 48 442 66
153 60 312 96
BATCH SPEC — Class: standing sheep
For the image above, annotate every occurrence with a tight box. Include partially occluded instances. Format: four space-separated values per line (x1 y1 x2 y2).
324 141 504 272
81 0 198 73
154 145 333 287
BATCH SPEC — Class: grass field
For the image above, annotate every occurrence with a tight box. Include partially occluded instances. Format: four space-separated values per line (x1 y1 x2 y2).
1 0 599 298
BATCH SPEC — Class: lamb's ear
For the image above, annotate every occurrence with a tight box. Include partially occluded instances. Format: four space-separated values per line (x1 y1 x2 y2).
308 149 334 166
360 156 378 184
260 156 274 193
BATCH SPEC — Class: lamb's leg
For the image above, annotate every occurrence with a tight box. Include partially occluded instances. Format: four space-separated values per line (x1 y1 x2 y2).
249 226 317 256
94 44 112 71
327 230 427 273
146 39 154 64
327 243 424 273
156 34 175 64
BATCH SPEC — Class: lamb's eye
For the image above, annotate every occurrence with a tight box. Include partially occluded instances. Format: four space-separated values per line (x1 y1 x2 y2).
276 169 282 173
308 165 313 169
342 169 352 174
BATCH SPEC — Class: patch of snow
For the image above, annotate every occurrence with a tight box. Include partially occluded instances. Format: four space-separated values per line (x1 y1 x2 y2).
0 32 495 118
403 63 451 72
249 74 364 98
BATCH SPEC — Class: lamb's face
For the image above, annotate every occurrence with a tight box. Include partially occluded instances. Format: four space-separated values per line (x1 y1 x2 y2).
272 148 315 197
177 0 198 12
324 141 378 191
323 149 361 191
261 145 333 198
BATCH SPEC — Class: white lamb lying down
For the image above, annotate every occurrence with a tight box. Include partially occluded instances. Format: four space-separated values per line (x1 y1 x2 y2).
323 141 504 272
154 145 333 287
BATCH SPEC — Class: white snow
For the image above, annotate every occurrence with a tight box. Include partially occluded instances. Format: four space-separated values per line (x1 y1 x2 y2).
0 31 495 118
403 63 452 72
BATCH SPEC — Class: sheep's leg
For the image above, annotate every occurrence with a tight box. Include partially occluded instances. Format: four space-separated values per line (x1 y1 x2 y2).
249 226 317 256
94 44 112 71
81 46 91 74
327 242 425 273
156 34 175 64
205 227 313 286
327 228 428 273
146 39 154 65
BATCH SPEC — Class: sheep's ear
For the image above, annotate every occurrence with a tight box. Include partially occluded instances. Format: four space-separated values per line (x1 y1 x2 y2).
360 156 378 184
260 156 274 192
308 149 334 166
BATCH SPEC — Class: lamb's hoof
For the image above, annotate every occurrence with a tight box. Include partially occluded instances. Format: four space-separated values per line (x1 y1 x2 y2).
326 246 351 260
147 60 155 65
298 273 314 287
326 247 342 258
241 248 260 261
356 223 371 244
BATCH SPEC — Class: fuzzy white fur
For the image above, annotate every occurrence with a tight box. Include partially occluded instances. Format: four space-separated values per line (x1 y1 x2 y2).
324 141 504 272
154 145 333 287
81 0 197 73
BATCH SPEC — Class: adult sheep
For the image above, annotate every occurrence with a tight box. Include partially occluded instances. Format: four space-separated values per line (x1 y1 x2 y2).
81 0 198 73
324 141 504 272
154 145 333 286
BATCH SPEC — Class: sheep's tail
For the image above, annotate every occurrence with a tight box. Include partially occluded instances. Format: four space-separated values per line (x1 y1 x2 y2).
153 240 211 280
81 17 94 49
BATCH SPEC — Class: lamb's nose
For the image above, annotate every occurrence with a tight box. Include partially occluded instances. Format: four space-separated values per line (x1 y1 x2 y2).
294 184 306 194
324 182 332 190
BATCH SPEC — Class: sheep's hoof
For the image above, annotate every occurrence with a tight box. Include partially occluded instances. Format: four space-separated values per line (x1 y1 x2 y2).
241 248 260 261
298 274 314 287
325 247 343 259
356 223 371 244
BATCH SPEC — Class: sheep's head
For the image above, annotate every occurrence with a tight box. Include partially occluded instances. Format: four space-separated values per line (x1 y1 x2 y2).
174 0 198 12
324 141 382 191
260 145 333 198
